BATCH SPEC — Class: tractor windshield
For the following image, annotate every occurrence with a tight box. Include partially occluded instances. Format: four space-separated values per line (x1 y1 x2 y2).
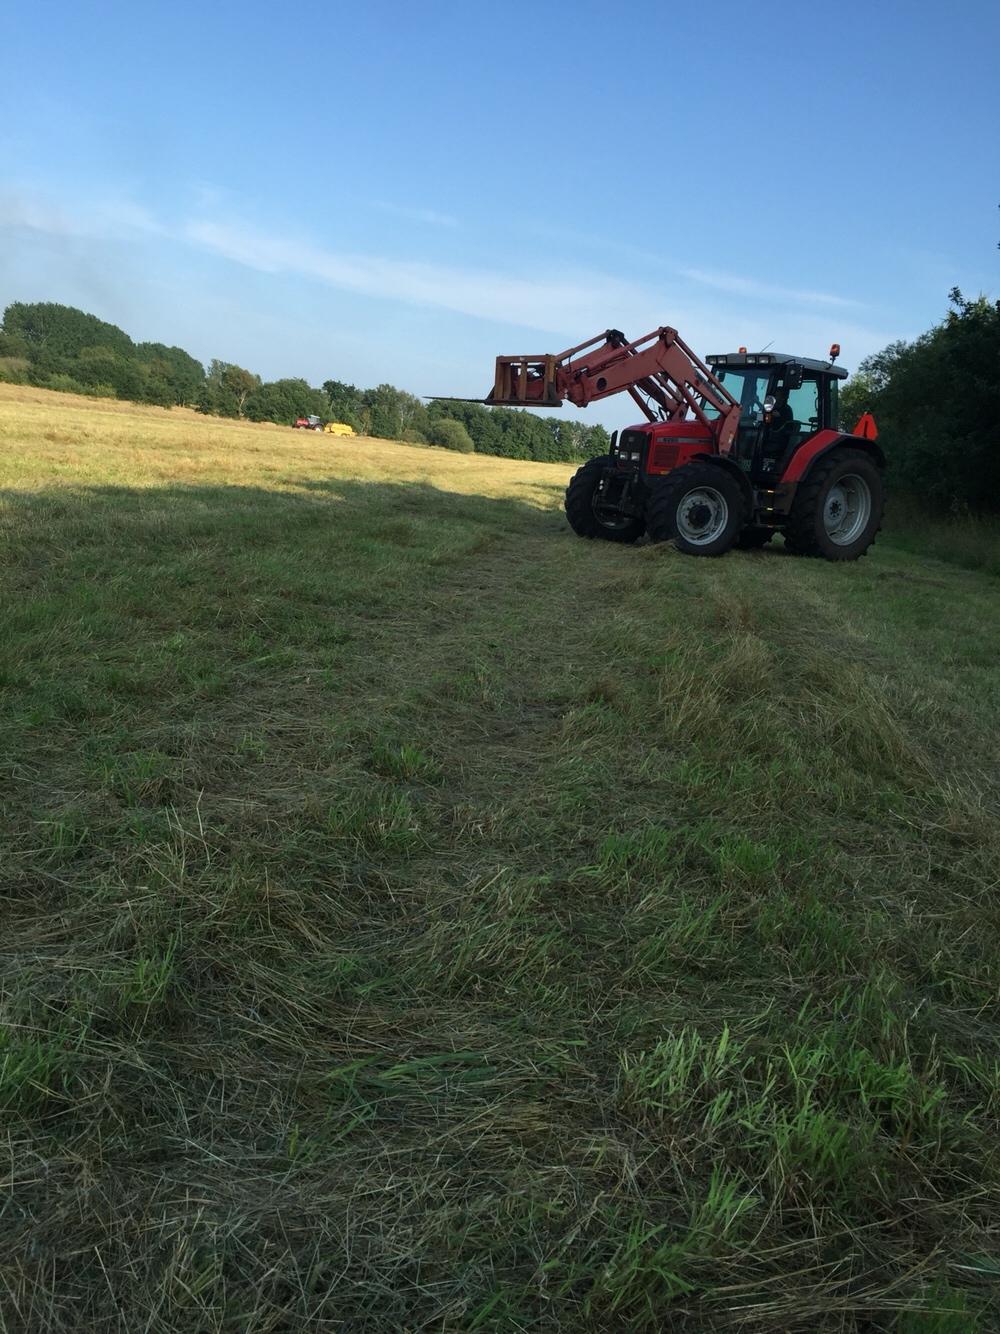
713 369 772 423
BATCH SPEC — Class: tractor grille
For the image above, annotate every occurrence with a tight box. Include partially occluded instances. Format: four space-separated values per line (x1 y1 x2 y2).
650 442 680 471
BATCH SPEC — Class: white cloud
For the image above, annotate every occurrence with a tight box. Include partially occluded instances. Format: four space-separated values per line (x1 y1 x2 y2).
371 200 459 229
0 187 164 241
182 217 668 336
681 266 860 309
1 183 893 369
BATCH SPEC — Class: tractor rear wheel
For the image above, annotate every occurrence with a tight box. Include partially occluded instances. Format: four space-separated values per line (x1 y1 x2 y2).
647 463 746 556
565 456 645 543
786 449 884 560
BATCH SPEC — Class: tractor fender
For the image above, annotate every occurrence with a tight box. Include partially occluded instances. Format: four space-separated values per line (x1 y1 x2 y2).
692 453 755 510
782 432 886 485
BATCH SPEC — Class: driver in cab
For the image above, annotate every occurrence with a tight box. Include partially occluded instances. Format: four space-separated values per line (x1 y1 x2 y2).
765 386 795 449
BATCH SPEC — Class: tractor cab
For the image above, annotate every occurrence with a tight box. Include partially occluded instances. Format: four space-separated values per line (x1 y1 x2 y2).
705 351 848 483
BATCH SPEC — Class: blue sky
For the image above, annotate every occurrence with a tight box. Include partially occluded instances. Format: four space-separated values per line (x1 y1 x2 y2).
2 0 997 429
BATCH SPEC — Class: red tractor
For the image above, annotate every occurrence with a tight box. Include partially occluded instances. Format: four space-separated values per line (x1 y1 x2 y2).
479 327 883 559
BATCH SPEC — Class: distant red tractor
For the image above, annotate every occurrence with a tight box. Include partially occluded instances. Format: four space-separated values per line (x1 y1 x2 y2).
474 326 884 559
293 415 324 432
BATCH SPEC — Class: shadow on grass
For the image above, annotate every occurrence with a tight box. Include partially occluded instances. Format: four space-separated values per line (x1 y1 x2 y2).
883 494 1000 577
0 475 831 611
0 473 563 532
0 474 572 708
0 476 577 607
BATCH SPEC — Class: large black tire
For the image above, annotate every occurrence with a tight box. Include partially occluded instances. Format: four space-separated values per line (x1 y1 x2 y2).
565 456 645 543
646 462 747 557
786 449 884 561
736 526 774 550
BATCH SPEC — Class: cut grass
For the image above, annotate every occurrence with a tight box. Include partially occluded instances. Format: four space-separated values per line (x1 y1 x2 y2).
1 381 999 1330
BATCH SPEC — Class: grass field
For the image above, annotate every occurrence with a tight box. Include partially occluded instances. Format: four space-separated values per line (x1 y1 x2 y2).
2 381 999 1331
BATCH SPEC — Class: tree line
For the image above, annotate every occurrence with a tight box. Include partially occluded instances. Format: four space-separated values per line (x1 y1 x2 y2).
840 289 999 512
0 302 609 464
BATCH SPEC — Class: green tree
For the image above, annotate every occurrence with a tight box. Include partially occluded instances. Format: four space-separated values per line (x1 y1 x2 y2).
225 362 261 412
428 418 474 453
1 302 208 409
493 407 554 461
196 360 261 417
142 374 176 407
71 347 145 401
135 342 205 405
26 345 73 382
842 291 1000 510
426 399 607 461
2 302 133 358
428 400 504 454
580 424 611 459
322 380 364 430
0 329 30 359
244 378 327 425
360 384 430 439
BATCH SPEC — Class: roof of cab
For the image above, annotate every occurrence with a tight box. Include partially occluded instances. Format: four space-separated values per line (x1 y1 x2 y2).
707 353 849 380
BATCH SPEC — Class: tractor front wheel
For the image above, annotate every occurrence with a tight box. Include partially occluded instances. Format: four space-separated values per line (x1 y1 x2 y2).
786 450 884 561
647 463 746 556
565 457 645 543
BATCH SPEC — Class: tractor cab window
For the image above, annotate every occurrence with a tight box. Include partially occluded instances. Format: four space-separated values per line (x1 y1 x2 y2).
712 370 772 423
784 377 819 441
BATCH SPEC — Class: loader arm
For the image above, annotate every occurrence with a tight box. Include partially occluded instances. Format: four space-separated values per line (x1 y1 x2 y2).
486 326 741 453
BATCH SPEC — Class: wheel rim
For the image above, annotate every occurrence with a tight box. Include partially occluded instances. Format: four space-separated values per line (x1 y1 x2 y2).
676 487 729 546
823 473 872 545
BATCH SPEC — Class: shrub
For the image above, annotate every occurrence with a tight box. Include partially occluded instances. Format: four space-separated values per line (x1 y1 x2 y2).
428 418 474 453
0 331 30 358
401 428 428 445
0 356 29 384
142 375 176 408
42 373 87 394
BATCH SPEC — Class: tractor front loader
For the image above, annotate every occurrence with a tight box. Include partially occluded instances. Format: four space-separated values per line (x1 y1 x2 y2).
465 326 884 560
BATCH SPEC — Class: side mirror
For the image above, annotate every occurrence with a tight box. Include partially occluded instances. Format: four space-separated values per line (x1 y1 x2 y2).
609 430 618 454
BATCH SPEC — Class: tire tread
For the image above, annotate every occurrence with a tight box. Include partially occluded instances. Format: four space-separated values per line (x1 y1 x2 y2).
786 449 883 561
647 462 748 556
565 457 645 544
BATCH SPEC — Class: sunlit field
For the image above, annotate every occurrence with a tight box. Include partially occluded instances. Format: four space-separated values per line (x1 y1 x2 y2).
2 382 999 1331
